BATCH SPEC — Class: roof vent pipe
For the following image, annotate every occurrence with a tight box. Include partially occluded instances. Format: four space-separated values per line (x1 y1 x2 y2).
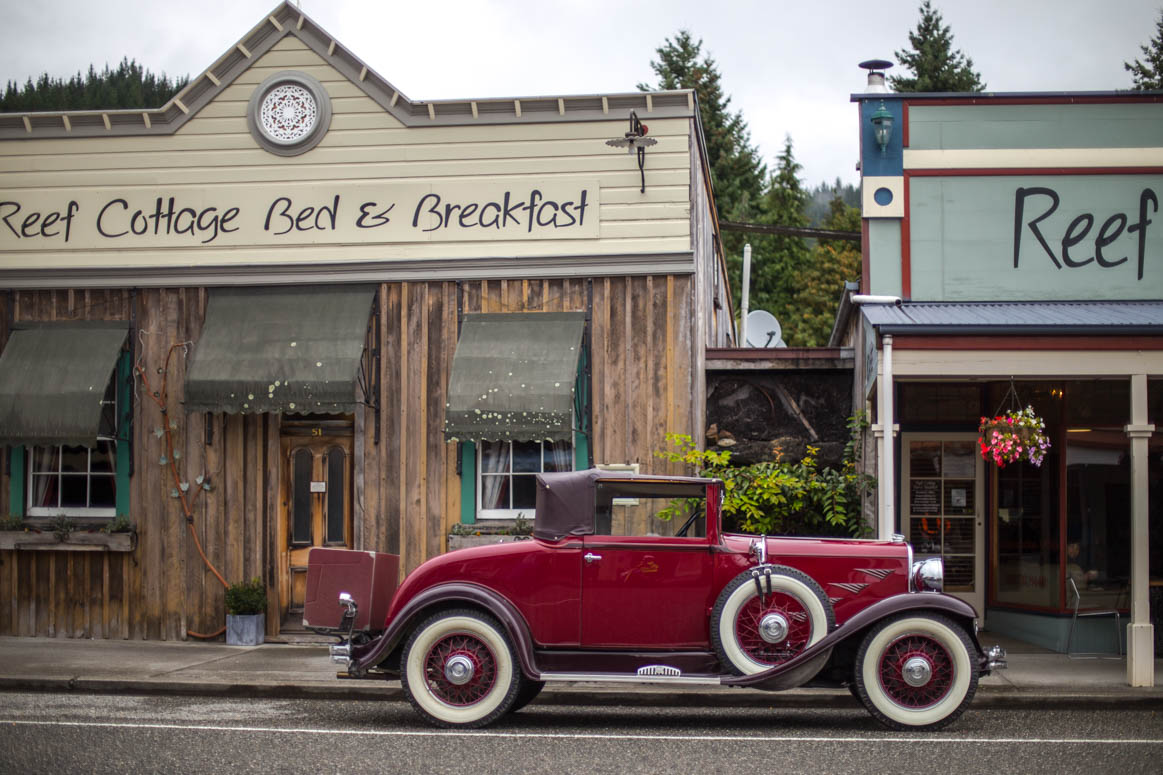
859 59 893 93
851 294 902 306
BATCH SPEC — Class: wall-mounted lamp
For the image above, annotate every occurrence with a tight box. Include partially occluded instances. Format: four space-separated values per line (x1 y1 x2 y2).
606 110 657 193
870 101 894 156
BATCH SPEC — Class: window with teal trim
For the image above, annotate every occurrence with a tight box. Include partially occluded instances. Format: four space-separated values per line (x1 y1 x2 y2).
23 350 131 520
460 332 591 524
477 439 573 520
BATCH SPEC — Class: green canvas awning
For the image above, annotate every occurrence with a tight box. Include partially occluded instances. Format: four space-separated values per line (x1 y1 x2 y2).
0 322 127 448
185 285 375 414
444 312 585 442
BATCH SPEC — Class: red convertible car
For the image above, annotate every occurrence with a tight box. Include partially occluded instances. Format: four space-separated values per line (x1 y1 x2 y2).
305 469 1005 730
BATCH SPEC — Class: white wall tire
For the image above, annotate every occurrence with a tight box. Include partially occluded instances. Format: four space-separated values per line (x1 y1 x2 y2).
711 565 834 675
854 613 978 731
400 609 521 728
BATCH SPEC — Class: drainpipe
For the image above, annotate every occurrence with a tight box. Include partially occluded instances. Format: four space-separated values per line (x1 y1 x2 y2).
739 244 751 346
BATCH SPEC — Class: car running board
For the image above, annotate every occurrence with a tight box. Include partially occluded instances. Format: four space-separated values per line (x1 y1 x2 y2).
540 670 722 686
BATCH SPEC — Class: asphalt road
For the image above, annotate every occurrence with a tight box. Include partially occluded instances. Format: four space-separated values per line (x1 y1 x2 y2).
0 691 1160 774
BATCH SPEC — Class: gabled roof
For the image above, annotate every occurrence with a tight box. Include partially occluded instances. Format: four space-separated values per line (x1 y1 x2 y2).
0 1 695 141
861 300 1163 335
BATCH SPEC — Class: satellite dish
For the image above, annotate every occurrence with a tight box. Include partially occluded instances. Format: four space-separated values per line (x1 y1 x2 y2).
745 310 783 348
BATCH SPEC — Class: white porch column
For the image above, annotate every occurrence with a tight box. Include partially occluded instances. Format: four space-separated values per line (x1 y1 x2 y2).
872 422 886 535
872 335 896 539
1126 373 1155 687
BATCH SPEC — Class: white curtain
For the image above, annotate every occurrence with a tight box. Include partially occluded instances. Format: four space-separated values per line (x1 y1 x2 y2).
30 446 56 508
480 441 509 510
547 439 572 472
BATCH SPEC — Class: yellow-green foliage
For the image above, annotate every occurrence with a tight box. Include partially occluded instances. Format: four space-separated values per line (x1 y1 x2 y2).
655 427 872 538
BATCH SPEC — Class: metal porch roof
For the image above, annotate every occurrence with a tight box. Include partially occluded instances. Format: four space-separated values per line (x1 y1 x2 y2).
861 301 1163 336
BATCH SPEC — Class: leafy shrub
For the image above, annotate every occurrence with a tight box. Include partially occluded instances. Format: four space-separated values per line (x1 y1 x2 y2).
0 515 25 531
102 516 135 534
50 515 76 542
225 577 267 616
655 415 874 538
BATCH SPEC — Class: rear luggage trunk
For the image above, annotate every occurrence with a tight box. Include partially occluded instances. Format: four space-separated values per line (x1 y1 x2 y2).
303 548 399 633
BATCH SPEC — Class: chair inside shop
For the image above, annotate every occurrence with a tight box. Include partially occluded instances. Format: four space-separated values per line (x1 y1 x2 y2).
1066 576 1123 659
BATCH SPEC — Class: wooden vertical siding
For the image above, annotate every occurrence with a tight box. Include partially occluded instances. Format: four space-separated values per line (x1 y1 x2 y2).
1 273 698 636
356 275 698 575
0 289 272 640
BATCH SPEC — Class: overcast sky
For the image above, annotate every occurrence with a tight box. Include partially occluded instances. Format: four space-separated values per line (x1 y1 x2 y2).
1 0 1158 186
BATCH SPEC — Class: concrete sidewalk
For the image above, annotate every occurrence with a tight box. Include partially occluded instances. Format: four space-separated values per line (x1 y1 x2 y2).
0 634 1160 710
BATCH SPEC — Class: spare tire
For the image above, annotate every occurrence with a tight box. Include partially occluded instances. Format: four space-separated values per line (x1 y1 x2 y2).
711 564 835 675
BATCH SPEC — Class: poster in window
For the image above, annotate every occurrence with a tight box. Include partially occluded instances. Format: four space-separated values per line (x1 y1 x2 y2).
910 479 940 515
944 480 975 515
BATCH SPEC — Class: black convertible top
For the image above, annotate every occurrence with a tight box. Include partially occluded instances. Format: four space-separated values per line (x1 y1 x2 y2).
533 468 714 541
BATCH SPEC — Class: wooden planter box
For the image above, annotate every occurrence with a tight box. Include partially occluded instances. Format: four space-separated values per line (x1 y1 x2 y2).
446 534 530 552
0 530 136 552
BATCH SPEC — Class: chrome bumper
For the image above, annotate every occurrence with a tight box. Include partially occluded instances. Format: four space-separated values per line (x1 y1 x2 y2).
330 641 352 665
984 644 1007 672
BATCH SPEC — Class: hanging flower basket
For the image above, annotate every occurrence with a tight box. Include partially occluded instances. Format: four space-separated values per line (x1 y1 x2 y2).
978 406 1050 468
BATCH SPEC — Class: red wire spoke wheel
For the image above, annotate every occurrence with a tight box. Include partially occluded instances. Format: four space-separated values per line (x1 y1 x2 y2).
854 613 979 731
401 609 522 727
876 633 954 709
733 590 815 665
711 565 834 675
421 632 498 707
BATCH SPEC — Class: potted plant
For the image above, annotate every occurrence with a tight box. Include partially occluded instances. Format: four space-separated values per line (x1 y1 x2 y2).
978 406 1050 468
225 577 267 646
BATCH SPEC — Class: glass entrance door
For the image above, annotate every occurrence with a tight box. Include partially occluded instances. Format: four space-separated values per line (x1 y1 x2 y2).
902 434 985 619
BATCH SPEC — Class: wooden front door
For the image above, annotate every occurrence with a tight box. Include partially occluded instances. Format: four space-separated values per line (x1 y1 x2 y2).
279 432 354 625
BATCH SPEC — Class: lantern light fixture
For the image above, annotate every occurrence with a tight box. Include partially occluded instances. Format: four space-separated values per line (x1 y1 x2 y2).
606 110 657 193
870 101 894 156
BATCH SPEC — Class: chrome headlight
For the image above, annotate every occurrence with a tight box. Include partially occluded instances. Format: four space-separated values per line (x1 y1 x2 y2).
911 557 944 592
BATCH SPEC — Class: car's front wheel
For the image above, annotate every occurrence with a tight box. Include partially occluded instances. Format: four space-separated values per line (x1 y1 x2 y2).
400 608 522 728
711 565 834 675
853 613 979 731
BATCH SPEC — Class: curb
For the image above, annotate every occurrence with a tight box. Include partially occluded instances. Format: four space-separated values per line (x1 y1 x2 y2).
4 677 1163 710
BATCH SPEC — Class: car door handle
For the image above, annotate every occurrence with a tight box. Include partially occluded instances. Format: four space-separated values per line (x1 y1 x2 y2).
584 552 602 564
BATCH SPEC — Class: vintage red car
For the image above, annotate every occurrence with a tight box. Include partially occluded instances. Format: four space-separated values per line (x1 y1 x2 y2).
305 469 1005 730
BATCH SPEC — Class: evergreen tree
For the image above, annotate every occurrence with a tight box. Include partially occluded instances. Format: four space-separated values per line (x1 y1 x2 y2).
785 197 863 346
1126 10 1163 90
806 178 860 226
748 137 812 343
890 1 985 92
1 58 188 111
640 31 767 310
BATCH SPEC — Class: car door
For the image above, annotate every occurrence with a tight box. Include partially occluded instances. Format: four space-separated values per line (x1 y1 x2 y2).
580 536 713 648
579 481 714 649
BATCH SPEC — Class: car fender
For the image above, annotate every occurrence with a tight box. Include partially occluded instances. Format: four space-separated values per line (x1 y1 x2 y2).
722 593 980 690
351 582 540 678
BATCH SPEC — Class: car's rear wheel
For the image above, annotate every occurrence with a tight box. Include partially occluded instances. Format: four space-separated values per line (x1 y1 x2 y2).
711 565 834 675
853 613 978 731
400 609 521 728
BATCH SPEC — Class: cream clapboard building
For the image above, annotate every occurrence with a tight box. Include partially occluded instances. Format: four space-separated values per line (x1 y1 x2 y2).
0 1 732 640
